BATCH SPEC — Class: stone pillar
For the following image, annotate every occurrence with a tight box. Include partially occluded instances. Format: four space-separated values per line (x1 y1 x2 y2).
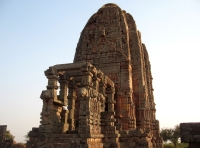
39 67 70 134
58 75 68 105
101 83 120 147
99 81 106 97
78 67 94 137
107 86 115 113
78 87 90 136
67 82 77 131
92 75 100 92
39 67 60 133
58 75 69 132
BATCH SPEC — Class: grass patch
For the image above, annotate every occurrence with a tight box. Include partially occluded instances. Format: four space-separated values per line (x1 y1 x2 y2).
163 143 188 148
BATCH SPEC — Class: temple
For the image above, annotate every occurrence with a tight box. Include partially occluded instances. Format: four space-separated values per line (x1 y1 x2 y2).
27 3 163 148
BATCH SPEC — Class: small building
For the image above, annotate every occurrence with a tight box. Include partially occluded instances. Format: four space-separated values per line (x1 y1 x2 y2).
180 122 200 148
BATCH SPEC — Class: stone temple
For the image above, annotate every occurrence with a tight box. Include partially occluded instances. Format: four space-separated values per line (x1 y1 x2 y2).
28 3 163 148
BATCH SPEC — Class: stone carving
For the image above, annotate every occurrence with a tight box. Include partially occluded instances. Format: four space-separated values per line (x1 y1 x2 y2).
28 3 163 148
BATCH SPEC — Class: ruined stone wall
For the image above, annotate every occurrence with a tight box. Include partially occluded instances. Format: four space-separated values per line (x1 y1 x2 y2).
0 125 25 148
0 125 7 147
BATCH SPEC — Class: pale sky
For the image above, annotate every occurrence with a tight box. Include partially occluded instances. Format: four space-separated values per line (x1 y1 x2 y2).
0 0 200 143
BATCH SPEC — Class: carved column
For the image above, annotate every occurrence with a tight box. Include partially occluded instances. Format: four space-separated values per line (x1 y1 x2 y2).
40 67 65 134
99 81 106 97
78 66 94 137
92 75 100 92
107 86 115 113
58 75 68 105
101 84 120 147
67 80 77 132
58 74 69 132
78 87 90 136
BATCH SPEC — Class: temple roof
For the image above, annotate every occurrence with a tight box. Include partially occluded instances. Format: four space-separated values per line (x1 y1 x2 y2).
102 3 119 8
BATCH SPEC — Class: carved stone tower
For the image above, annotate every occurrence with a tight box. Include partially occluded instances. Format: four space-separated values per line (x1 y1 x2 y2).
28 3 163 148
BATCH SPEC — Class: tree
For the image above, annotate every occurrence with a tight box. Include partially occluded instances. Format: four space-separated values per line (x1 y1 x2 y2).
5 130 15 140
160 124 180 148
24 132 29 142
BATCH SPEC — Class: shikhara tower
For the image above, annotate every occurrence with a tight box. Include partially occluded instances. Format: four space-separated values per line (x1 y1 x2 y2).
28 3 163 148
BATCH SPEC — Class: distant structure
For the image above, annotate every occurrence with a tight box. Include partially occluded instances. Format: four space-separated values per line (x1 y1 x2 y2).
180 123 200 148
0 125 25 148
0 125 7 147
28 3 163 148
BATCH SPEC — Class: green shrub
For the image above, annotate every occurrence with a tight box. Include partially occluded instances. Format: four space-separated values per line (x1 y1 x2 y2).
163 143 188 148
164 143 174 148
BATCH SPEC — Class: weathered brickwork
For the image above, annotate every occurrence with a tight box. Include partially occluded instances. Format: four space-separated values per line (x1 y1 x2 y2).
28 3 163 148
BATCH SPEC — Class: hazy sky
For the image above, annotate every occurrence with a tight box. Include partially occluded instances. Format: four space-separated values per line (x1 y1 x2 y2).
0 0 200 143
